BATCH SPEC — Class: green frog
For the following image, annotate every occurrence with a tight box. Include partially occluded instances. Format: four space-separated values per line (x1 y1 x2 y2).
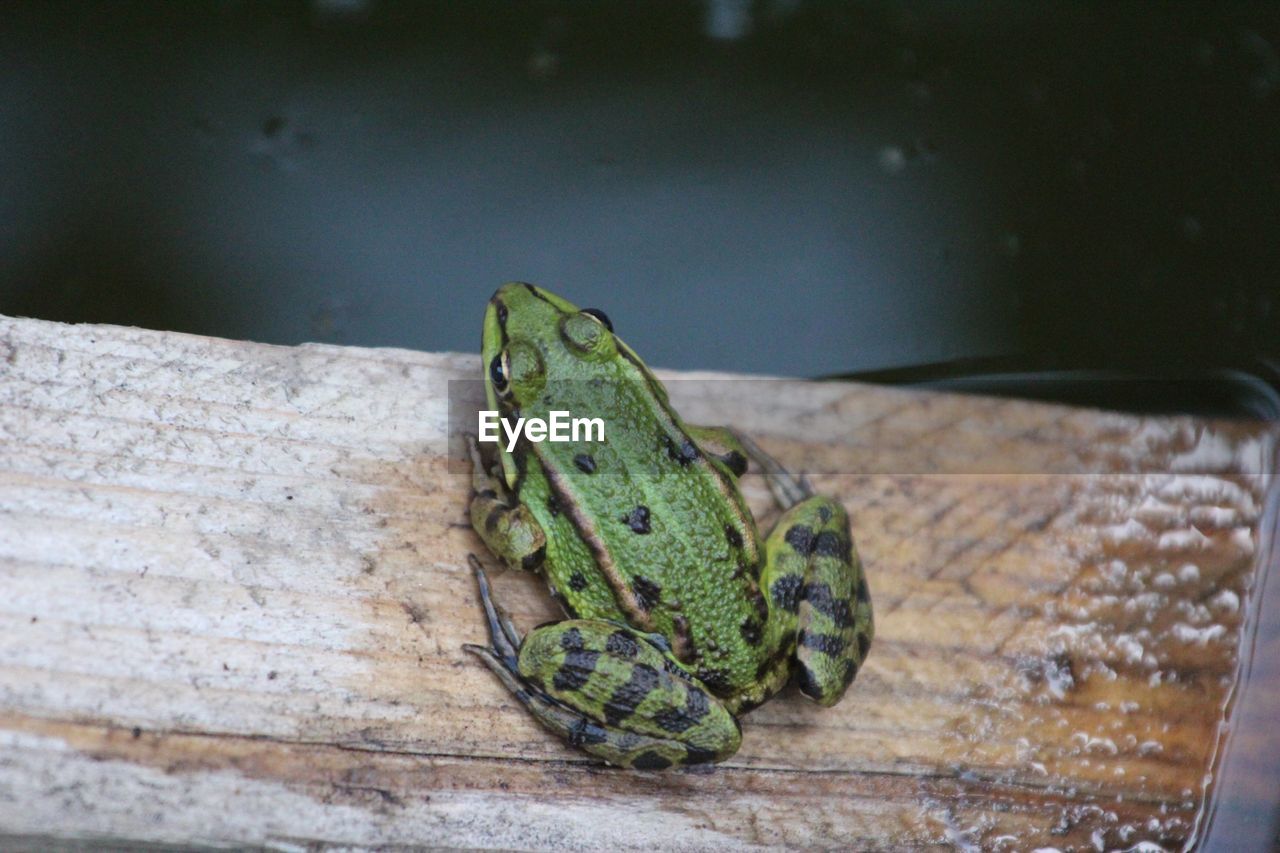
464 283 873 769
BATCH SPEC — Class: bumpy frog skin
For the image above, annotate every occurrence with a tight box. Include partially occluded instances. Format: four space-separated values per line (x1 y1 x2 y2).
464 283 873 769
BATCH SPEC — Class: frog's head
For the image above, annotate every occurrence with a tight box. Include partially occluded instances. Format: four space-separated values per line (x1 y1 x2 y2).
482 282 618 417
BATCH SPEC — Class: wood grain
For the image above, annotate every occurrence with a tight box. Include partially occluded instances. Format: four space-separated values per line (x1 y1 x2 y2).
0 315 1275 850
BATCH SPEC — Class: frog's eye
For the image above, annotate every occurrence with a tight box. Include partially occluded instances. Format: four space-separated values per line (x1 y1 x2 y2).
489 352 509 391
581 308 613 332
561 311 617 359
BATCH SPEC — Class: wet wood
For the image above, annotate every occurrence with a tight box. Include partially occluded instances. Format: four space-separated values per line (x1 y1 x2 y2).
0 314 1275 850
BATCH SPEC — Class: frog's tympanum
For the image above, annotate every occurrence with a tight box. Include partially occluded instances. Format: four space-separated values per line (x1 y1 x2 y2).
464 283 873 769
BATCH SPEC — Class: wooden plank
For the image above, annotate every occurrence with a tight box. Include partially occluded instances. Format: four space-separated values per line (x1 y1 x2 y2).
0 314 1275 850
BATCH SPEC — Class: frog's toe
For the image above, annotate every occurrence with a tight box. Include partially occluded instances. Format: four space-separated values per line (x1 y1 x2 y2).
467 554 522 666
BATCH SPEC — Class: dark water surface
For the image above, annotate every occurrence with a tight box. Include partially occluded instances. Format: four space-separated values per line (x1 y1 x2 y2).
3 1 1279 380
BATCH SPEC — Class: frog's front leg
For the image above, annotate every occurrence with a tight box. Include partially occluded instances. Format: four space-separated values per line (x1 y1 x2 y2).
464 559 741 769
467 434 546 571
686 425 813 506
761 496 874 706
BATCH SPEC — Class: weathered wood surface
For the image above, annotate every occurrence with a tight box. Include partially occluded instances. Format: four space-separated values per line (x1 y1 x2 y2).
0 314 1275 850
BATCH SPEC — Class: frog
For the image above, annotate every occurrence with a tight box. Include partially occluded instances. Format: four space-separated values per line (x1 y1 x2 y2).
463 282 873 769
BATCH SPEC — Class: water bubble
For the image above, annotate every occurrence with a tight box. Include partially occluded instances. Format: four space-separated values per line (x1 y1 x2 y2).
1114 634 1146 665
1189 506 1239 527
1102 518 1154 545
1169 623 1227 646
1175 600 1212 625
1230 526 1255 555
1208 589 1240 613
1071 732 1119 755
1102 559 1129 585
1157 527 1211 551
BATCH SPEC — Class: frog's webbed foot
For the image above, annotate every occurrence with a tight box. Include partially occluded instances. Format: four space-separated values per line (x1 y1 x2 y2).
463 554 523 668
466 435 547 572
463 559 741 769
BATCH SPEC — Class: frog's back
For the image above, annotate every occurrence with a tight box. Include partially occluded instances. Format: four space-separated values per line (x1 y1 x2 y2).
523 357 773 697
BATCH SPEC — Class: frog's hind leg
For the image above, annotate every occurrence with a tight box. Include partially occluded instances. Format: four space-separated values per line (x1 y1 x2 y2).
466 434 547 571
760 497 874 706
463 558 741 769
